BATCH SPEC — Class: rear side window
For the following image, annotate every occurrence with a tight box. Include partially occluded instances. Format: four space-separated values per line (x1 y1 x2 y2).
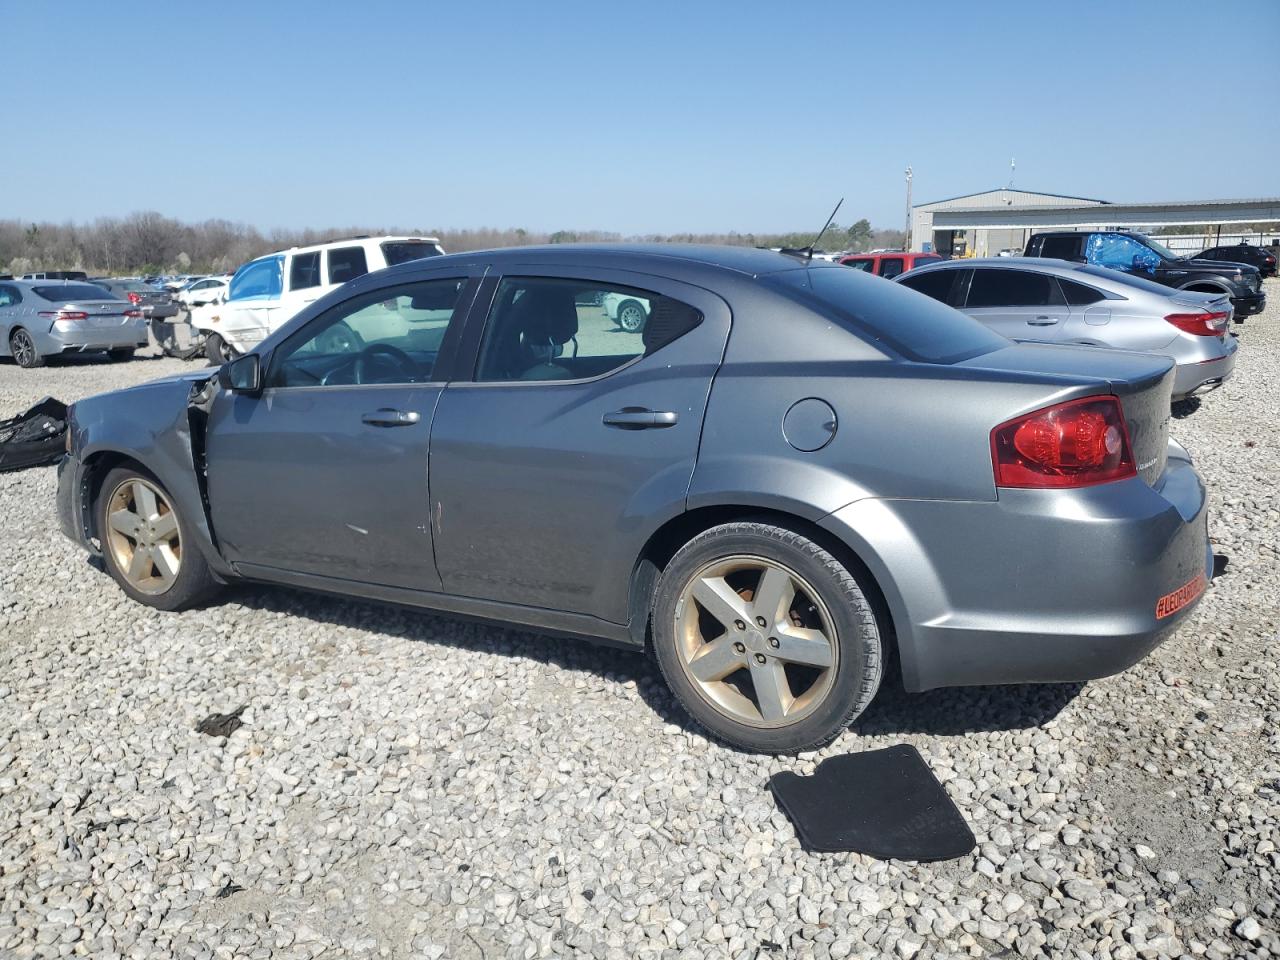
769 266 1007 364
328 246 369 284
290 251 322 290
1035 235 1083 260
33 283 119 302
898 269 958 305
966 269 1062 308
381 240 443 266
476 277 702 383
1058 278 1106 305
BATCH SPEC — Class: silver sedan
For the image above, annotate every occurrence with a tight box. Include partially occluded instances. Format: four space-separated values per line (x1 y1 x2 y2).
0 280 148 367
898 257 1238 400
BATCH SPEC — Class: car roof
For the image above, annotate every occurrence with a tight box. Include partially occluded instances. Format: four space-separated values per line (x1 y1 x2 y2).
370 243 834 283
271 234 444 257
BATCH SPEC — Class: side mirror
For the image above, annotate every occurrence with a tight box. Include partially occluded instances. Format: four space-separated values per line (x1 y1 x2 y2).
217 353 261 394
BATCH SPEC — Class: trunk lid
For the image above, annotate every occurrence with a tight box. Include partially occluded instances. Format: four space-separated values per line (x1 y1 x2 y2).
960 342 1173 487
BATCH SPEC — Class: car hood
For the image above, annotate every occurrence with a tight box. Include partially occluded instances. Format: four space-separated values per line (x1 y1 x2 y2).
1177 257 1259 276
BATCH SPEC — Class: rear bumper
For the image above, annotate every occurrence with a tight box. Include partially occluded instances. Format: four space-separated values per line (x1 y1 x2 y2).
143 302 179 319
1230 291 1266 318
1171 338 1238 398
820 442 1211 691
35 318 149 355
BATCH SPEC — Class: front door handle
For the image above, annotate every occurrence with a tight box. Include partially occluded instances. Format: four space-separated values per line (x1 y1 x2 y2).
362 408 420 427
602 407 679 430
1026 316 1060 326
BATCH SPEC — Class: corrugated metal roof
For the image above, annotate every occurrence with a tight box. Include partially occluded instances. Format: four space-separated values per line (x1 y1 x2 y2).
915 188 1109 210
938 197 1280 215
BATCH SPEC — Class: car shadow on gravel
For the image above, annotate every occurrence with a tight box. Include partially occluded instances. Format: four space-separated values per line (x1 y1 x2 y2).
215 582 1085 742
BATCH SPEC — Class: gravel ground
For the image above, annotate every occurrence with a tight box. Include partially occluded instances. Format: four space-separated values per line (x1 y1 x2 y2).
1 288 1277 960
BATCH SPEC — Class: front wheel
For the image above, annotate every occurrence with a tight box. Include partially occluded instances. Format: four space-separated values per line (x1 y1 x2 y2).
204 332 236 364
96 466 221 611
651 521 882 753
616 299 647 333
9 328 44 368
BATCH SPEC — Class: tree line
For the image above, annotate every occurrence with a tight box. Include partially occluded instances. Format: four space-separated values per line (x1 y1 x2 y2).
0 213 904 277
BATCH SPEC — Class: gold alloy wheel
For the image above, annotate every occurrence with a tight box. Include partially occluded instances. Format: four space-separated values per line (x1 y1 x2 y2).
674 555 838 728
104 478 182 595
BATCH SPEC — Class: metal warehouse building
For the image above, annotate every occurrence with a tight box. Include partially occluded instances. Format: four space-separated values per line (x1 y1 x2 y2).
911 189 1280 257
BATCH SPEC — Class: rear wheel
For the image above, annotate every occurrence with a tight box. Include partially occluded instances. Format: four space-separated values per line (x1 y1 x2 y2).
108 348 135 362
96 466 220 610
9 328 44 368
651 521 882 753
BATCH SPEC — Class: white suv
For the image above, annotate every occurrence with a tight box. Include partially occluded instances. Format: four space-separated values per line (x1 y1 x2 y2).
192 235 445 361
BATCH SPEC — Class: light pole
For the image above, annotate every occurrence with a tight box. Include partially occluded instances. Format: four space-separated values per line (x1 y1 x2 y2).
904 166 914 252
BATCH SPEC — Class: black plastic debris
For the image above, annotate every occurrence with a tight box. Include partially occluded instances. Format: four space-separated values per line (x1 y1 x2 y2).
196 706 246 738
769 745 975 861
215 880 245 899
0 397 67 472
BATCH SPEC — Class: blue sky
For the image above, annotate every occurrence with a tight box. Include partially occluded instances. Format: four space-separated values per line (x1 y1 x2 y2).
3 0 1277 234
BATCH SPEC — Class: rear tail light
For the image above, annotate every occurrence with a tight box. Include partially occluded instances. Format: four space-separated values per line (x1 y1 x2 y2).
991 396 1135 489
127 292 142 304
39 310 89 321
123 309 142 318
1164 310 1229 337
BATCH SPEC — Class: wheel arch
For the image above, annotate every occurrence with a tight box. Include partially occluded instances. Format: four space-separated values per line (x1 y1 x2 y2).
627 504 901 666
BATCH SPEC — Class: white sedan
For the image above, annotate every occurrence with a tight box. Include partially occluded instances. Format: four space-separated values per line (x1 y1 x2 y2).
174 277 229 308
600 291 650 332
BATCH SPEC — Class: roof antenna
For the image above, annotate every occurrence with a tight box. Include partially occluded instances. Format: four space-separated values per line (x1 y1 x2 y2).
804 198 844 261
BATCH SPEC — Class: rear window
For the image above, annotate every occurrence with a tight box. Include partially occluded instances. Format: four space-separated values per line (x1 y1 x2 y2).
33 283 120 302
769 266 1007 364
118 281 155 292
381 240 443 267
1077 265 1176 297
1035 235 1083 260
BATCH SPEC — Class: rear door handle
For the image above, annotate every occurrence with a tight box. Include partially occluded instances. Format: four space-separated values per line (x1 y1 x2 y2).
1026 316 1060 326
603 407 678 429
362 408 420 427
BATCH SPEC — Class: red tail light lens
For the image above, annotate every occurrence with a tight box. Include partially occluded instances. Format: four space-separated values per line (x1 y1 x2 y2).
127 292 142 304
991 396 1135 489
1165 310 1229 337
39 310 89 321
123 309 142 318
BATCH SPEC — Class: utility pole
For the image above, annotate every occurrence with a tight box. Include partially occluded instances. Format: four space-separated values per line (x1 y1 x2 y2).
904 166 913 252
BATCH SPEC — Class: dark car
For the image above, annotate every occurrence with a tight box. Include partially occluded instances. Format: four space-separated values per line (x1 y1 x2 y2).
1024 231 1265 321
1192 241 1277 279
57 245 1212 753
91 279 180 320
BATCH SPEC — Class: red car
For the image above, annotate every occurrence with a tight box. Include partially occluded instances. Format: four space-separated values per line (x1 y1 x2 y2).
839 251 943 279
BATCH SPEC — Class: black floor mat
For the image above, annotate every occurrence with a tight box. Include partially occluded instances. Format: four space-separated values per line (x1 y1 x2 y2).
769 744 975 861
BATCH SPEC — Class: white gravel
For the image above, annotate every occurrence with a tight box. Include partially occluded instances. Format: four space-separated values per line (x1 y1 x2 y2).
1 287 1278 960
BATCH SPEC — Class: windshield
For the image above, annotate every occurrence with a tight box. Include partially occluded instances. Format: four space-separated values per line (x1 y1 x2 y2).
768 265 1007 364
34 283 122 302
1136 235 1181 260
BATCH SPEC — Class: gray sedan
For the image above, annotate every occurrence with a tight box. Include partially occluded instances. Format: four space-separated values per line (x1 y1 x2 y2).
0 280 148 367
56 246 1212 753
91 278 180 320
897 257 1237 400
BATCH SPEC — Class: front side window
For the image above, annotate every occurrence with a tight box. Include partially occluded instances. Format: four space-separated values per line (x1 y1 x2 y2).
269 278 467 388
228 257 283 301
289 251 321 290
475 277 702 383
1085 234 1162 275
898 269 958 304
966 269 1060 308
327 246 369 284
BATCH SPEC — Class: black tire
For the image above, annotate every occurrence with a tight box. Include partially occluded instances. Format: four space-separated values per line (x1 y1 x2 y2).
95 465 221 611
108 348 135 362
9 328 45 368
204 332 235 364
651 521 882 754
616 299 647 333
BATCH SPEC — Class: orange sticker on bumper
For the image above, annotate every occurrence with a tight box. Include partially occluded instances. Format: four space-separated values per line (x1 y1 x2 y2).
1155 572 1206 619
